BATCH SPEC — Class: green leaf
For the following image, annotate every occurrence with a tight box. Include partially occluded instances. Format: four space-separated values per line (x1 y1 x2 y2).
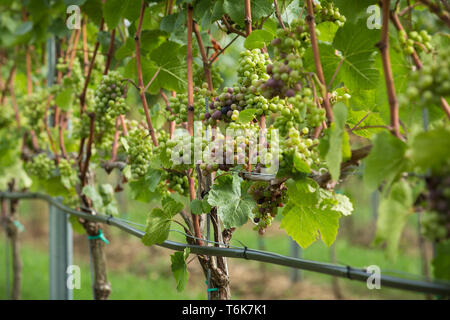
190 199 203 215
373 180 414 260
103 0 130 30
325 102 348 181
224 0 273 26
207 173 256 228
334 0 378 23
363 131 407 191
244 30 274 50
316 22 339 43
281 178 341 248
432 240 450 281
409 126 450 173
82 185 103 210
170 248 190 292
332 20 380 90
55 87 73 111
142 197 183 246
115 37 134 60
142 208 172 246
83 0 103 25
293 152 311 174
237 108 257 123
129 167 162 202
347 109 386 138
15 21 33 36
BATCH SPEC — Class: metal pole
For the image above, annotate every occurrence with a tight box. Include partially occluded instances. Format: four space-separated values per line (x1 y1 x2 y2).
49 199 73 300
4 230 10 299
290 238 302 282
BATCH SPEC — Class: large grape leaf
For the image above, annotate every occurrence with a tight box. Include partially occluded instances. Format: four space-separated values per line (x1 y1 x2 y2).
333 20 380 90
103 0 130 30
224 0 273 26
280 178 342 248
142 197 184 246
207 172 256 229
304 43 341 89
334 0 378 23
373 180 414 260
171 248 190 292
124 41 187 94
363 131 408 191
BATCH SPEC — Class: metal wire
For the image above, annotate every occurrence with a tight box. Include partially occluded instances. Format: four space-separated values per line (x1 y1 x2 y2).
1 191 450 296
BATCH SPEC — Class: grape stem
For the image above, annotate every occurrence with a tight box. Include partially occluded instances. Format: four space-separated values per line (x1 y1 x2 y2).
274 0 286 29
193 21 214 91
305 0 334 123
419 0 450 28
135 1 159 146
103 28 116 75
187 4 203 246
377 0 402 139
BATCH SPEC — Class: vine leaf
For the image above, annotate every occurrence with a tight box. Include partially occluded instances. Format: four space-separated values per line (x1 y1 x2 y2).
281 178 343 248
129 168 162 203
223 0 273 26
142 197 183 247
103 0 130 30
171 248 190 292
333 20 380 90
237 108 257 123
373 180 415 260
244 30 274 50
363 131 407 191
207 172 256 229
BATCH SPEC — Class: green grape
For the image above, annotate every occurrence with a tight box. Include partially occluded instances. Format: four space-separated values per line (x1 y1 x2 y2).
123 121 153 179
93 71 129 121
399 52 450 111
26 153 57 180
237 49 270 87
58 158 77 190
168 84 212 124
22 90 48 131
314 1 346 26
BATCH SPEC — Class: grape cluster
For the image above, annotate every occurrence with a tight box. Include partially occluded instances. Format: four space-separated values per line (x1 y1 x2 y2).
22 90 48 131
161 170 189 196
237 49 270 87
93 71 129 122
420 174 450 242
261 21 311 99
314 1 346 26
58 158 78 189
123 121 153 178
399 52 450 110
249 182 287 235
279 127 319 171
168 84 213 124
399 29 433 55
26 153 56 180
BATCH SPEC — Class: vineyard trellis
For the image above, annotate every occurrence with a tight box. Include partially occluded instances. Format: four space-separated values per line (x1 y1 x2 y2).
0 0 449 301
1 191 450 297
